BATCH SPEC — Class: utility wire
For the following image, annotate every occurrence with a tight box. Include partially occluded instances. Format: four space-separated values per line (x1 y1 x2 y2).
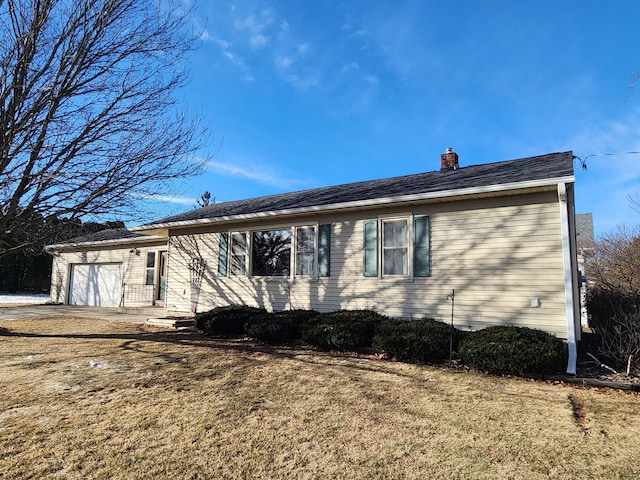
573 151 640 170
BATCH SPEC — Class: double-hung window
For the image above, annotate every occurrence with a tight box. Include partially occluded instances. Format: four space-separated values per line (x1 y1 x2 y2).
230 232 248 275
295 226 316 276
363 215 430 278
145 251 156 285
382 219 409 275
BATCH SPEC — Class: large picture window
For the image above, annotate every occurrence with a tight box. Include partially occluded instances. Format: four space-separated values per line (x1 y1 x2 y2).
252 229 292 276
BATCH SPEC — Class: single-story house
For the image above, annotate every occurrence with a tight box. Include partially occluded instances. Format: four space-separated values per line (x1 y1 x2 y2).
46 149 582 373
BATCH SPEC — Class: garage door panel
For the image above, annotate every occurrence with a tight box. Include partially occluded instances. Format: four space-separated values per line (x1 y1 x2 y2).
69 264 122 307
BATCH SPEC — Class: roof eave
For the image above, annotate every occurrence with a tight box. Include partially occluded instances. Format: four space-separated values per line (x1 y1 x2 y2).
45 234 168 253
132 175 575 232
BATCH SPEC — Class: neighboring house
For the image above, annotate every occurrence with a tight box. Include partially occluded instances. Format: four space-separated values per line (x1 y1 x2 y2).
46 150 582 373
575 212 595 329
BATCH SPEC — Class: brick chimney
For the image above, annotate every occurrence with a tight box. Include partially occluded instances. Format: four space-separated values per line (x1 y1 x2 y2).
440 147 459 171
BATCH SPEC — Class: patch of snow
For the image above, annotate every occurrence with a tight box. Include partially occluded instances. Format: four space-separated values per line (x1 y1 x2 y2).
0 293 51 304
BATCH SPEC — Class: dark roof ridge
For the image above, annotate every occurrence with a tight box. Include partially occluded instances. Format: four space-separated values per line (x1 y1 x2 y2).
139 150 574 228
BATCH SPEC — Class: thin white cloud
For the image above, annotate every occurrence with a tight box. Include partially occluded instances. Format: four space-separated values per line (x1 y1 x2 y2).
250 34 268 49
140 193 196 205
199 3 319 91
560 111 640 235
208 160 307 189
210 35 254 81
275 55 293 69
340 62 360 75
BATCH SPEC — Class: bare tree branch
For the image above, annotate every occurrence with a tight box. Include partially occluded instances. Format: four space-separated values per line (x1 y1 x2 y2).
0 0 208 257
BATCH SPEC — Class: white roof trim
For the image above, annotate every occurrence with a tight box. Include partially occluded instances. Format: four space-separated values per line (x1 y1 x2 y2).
133 175 575 231
46 234 167 251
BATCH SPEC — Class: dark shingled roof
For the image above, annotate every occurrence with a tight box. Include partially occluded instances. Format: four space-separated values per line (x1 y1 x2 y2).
142 151 575 228
48 228 161 248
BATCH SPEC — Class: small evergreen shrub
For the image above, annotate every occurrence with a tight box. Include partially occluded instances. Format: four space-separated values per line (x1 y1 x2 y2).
301 310 387 351
246 309 319 344
373 318 456 364
458 325 566 375
195 305 269 336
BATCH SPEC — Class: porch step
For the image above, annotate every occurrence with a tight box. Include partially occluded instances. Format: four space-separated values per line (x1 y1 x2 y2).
146 316 195 328
116 306 169 316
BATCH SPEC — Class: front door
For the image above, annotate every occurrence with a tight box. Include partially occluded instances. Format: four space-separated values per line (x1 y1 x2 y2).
158 251 167 301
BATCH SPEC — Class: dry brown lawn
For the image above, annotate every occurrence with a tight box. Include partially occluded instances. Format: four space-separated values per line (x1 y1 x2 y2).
1 317 639 479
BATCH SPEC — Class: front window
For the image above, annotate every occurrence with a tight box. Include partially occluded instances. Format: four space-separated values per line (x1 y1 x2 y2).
382 219 408 276
252 229 292 276
231 232 248 275
296 226 316 276
145 251 155 285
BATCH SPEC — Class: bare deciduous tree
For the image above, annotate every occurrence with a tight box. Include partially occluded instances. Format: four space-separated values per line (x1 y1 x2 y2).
584 225 640 296
585 225 640 372
0 0 208 258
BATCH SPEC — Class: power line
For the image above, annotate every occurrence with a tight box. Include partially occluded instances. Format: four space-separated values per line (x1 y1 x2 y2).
573 151 640 170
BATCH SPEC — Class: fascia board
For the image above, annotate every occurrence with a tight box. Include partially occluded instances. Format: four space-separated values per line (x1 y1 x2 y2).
45 234 167 252
132 175 575 232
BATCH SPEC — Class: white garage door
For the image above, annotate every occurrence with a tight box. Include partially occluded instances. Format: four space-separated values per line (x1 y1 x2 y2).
69 264 123 307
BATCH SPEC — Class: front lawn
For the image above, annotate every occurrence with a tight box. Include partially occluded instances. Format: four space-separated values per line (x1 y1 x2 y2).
1 318 639 479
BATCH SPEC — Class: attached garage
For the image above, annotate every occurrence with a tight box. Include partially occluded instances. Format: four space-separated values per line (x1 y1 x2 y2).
68 263 123 307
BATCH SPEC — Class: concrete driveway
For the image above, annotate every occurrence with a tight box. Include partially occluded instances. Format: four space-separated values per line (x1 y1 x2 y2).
0 304 171 324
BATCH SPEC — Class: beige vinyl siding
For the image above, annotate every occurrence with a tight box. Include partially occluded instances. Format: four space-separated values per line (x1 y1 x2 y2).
50 241 167 306
166 189 571 338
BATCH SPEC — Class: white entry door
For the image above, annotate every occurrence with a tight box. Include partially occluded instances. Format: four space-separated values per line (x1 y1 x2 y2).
69 264 123 307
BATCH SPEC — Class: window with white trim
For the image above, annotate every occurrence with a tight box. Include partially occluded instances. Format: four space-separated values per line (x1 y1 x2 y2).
230 232 248 275
217 224 331 278
295 226 316 276
145 251 155 285
382 219 408 275
252 229 292 276
363 215 430 278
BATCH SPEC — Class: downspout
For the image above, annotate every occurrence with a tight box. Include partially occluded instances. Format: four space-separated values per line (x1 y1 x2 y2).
558 182 577 374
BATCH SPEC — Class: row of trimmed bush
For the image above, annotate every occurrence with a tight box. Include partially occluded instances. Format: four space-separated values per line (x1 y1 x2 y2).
195 305 566 375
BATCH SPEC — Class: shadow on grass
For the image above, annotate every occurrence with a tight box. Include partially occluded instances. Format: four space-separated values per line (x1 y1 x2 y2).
0 323 445 385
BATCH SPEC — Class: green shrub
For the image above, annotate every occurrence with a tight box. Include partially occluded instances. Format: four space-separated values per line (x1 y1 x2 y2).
373 318 456 364
301 310 387 351
195 305 269 336
458 325 566 375
246 309 319 344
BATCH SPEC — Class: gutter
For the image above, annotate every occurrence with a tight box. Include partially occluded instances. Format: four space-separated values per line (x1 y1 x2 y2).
45 234 167 253
132 175 575 232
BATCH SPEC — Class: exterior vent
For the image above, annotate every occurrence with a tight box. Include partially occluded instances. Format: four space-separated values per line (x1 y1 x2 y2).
441 147 459 171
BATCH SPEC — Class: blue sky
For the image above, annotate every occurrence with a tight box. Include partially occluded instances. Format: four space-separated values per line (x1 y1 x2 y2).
157 0 640 237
